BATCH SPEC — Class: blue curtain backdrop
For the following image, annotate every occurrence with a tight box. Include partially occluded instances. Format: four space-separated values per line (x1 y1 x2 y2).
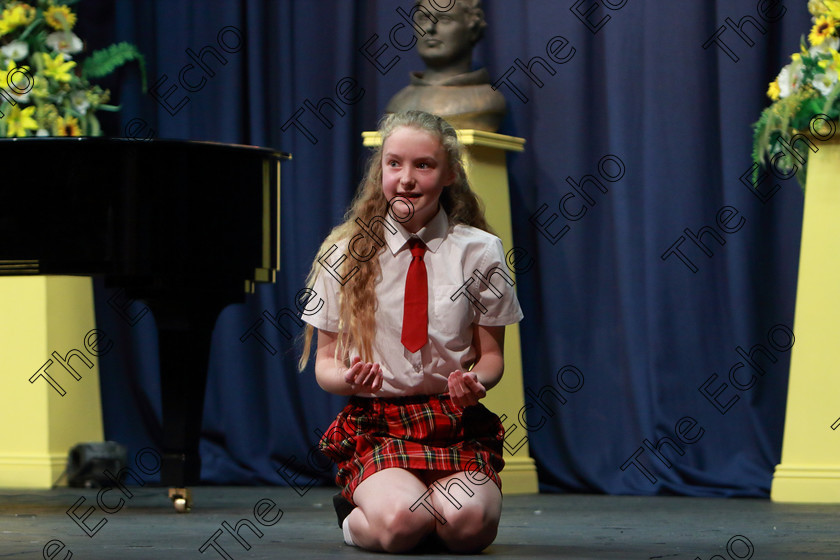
75 0 811 496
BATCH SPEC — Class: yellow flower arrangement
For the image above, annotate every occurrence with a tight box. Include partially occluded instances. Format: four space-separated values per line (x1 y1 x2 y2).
0 0 145 138
5 102 35 136
753 0 840 189
54 113 78 135
43 4 73 30
40 51 74 82
809 15 836 45
0 3 35 35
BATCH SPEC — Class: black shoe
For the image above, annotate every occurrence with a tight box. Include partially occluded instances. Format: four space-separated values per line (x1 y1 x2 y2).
333 492 355 528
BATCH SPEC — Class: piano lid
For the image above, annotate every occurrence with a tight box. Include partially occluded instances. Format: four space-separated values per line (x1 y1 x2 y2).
0 137 291 294
0 135 291 157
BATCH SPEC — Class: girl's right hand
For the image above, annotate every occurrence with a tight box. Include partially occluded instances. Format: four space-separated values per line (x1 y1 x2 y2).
344 356 383 393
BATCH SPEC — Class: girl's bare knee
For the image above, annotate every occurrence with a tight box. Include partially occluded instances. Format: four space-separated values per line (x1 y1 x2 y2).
376 500 436 552
437 503 499 553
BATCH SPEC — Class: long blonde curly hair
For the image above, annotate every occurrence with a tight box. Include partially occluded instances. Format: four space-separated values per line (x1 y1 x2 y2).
298 110 493 371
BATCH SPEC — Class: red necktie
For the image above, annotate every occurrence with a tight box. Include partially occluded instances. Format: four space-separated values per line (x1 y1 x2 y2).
401 238 428 353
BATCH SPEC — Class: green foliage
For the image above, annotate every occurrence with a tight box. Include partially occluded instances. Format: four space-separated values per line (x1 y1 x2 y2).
751 87 823 192
81 42 147 91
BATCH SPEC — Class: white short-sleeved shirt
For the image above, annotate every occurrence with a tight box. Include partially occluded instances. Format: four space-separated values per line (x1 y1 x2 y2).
302 207 524 397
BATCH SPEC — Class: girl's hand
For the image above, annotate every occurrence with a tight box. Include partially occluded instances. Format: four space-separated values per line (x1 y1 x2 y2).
447 370 487 408
344 356 383 394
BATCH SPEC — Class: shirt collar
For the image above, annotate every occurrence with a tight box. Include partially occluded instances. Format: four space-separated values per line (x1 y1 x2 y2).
385 205 449 256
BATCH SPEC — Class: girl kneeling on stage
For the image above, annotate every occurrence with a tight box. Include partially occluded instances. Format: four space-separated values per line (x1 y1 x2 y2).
299 110 523 553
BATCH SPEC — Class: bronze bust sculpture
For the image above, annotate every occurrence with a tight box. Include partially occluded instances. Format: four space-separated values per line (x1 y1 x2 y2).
385 0 506 132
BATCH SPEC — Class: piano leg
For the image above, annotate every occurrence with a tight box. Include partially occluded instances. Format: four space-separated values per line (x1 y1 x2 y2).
150 299 227 513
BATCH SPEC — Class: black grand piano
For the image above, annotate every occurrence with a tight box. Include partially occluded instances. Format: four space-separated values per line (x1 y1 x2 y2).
0 137 290 511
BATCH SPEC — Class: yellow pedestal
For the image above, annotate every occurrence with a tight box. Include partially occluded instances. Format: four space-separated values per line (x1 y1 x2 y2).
0 277 104 488
771 139 840 503
363 129 538 494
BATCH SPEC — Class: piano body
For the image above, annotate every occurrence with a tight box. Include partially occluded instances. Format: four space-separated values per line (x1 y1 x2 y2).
0 137 290 511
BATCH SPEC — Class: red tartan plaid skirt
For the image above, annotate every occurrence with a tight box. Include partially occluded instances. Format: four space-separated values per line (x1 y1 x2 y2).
318 394 505 504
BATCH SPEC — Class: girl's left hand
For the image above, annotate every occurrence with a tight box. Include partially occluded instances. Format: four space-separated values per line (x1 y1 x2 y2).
344 356 383 394
447 370 487 408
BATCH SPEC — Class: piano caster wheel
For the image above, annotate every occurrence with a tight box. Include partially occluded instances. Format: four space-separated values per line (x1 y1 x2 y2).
168 488 192 513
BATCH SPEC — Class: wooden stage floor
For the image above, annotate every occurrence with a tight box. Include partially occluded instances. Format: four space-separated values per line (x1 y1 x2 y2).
1 486 838 558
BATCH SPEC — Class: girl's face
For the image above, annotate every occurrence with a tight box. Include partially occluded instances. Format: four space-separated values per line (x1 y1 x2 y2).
381 126 456 233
